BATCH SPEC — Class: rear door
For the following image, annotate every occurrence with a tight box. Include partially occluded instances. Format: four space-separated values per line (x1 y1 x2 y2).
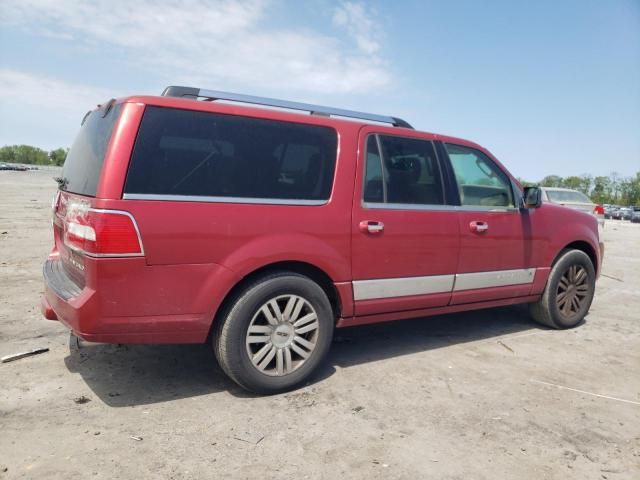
441 142 534 304
351 129 460 317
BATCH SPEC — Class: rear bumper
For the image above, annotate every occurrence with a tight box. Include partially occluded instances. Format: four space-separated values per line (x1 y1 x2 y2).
41 257 239 344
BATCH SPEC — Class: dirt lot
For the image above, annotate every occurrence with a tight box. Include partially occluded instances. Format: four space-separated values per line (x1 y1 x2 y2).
1 169 639 479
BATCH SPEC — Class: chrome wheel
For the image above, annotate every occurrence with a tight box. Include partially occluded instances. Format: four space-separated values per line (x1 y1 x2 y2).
556 265 589 318
245 295 319 377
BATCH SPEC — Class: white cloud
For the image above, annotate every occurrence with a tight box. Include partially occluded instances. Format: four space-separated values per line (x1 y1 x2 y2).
0 69 121 149
0 69 117 115
332 1 381 55
0 0 392 95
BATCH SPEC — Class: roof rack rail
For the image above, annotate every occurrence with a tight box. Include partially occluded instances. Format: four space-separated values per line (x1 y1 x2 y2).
161 86 413 129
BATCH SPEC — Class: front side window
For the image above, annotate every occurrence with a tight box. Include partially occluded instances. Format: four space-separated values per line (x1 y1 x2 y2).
125 107 338 201
363 134 445 206
445 143 514 208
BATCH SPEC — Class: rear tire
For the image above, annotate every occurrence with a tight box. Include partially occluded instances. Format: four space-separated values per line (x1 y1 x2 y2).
529 249 596 329
214 272 334 394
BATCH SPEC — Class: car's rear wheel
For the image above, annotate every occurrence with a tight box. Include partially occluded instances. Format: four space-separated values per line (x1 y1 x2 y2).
214 272 334 394
529 249 596 329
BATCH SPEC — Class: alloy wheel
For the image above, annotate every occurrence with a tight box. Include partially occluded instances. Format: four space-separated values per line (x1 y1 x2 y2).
245 295 319 376
556 265 590 319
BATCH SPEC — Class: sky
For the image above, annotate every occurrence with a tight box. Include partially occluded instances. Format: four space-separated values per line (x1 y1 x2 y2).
0 0 638 180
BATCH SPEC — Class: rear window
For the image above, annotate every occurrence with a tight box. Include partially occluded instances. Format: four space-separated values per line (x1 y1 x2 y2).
546 190 591 203
61 102 122 196
124 107 338 202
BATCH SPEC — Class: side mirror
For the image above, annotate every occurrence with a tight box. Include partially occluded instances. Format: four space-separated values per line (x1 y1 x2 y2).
522 186 542 209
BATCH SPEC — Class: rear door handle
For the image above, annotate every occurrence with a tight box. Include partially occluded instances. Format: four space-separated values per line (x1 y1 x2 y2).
359 220 384 234
469 221 489 233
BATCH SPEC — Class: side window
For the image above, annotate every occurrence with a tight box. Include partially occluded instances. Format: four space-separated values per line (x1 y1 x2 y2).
363 134 445 206
125 107 337 201
445 143 514 208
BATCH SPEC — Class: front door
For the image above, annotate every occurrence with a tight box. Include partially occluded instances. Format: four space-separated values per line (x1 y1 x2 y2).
441 142 533 304
351 129 460 317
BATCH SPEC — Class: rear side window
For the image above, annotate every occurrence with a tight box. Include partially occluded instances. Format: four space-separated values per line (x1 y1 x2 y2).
61 102 122 196
363 134 445 206
124 107 338 202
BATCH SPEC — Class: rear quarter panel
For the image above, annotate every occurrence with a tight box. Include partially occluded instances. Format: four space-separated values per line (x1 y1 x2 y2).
91 105 360 325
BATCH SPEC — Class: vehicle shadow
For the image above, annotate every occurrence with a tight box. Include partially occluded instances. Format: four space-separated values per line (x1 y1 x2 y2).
330 304 541 369
64 305 542 407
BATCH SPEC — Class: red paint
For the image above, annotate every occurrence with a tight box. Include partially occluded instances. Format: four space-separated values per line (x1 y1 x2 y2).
41 94 603 344
337 295 542 328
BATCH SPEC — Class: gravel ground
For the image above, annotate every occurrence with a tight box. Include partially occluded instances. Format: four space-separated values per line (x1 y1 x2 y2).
1 169 639 479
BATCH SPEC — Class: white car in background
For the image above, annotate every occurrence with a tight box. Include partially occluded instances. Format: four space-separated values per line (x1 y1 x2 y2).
540 187 605 227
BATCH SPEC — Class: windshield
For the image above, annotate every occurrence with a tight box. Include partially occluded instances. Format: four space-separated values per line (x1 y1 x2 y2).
60 102 122 196
546 190 591 203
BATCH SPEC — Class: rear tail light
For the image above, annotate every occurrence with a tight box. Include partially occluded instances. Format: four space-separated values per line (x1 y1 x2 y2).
63 207 143 257
593 205 605 216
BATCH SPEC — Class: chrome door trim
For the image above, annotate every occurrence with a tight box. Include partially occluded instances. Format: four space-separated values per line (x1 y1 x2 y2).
361 201 519 213
122 193 327 206
352 268 537 301
353 274 455 301
453 268 536 291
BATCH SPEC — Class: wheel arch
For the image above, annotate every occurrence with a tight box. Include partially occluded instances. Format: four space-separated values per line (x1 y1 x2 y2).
207 261 342 341
555 240 599 275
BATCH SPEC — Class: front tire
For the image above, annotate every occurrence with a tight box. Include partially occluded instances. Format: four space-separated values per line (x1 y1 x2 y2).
529 249 596 329
214 272 334 394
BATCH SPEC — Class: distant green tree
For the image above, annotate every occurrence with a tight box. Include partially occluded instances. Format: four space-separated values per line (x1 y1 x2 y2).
0 146 17 163
591 176 611 204
540 175 563 187
562 176 583 191
578 174 593 195
49 148 68 166
0 144 69 166
516 177 536 187
0 145 49 165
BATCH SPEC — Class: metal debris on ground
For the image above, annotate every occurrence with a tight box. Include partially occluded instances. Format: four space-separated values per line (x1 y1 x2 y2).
129 436 143 441
1 347 49 363
601 273 623 282
232 432 264 445
497 340 515 353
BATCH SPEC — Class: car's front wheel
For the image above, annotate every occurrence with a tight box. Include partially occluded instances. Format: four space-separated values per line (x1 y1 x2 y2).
529 249 596 329
214 272 334 394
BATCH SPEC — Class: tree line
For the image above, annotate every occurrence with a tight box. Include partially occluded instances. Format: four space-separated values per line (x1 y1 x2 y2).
0 145 68 167
518 172 640 206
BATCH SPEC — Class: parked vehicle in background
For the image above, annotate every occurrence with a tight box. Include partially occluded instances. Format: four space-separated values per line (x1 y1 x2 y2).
611 208 623 220
631 207 640 223
41 86 604 393
619 207 633 221
540 187 604 227
604 206 613 219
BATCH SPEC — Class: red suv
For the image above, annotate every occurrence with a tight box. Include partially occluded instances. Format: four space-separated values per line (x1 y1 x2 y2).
42 86 603 393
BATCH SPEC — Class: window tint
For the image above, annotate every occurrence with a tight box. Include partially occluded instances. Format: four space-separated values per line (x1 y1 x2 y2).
363 134 445 206
61 103 122 196
546 190 591 203
125 107 338 201
445 143 514 208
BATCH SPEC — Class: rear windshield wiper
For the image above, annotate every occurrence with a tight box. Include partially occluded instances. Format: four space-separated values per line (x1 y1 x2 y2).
54 176 69 190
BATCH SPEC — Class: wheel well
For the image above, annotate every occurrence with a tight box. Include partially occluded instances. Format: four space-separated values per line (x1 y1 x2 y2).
208 261 341 340
558 241 598 274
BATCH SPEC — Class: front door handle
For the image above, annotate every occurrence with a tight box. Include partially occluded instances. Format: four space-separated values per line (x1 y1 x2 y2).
359 220 384 234
470 221 489 233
